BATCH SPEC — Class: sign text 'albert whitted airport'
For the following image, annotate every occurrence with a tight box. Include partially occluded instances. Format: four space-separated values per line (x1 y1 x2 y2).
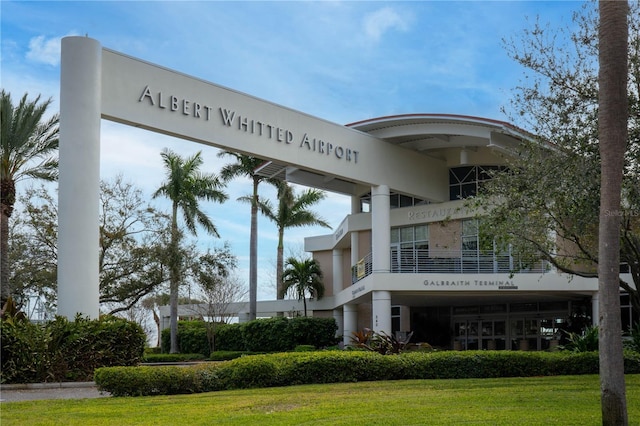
139 85 360 165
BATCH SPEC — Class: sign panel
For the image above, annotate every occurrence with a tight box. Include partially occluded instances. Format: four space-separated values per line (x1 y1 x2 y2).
100 49 448 200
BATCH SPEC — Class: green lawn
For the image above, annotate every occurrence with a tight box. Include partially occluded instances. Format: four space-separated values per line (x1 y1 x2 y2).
2 375 640 425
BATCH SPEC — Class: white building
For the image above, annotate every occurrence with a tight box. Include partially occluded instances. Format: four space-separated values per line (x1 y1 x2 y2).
58 37 636 350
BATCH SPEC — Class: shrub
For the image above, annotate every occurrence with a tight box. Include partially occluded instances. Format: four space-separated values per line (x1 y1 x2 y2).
288 317 339 348
163 317 339 354
209 351 257 361
624 322 640 353
1 314 145 384
161 321 213 356
143 354 207 363
560 325 599 352
242 317 293 352
94 350 640 397
214 323 246 351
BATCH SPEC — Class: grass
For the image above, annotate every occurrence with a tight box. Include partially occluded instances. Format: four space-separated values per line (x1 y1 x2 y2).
2 375 640 425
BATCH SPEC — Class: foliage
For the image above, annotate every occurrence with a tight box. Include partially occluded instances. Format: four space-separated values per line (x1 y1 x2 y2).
474 1 640 320
218 151 278 321
287 316 339 348
1 90 59 304
154 148 228 354
281 256 324 316
95 350 640 397
254 181 330 300
8 180 174 316
1 314 145 383
209 351 258 361
143 353 207 363
242 316 293 352
625 322 640 353
161 321 213 356
161 317 339 355
560 325 599 353
352 329 415 355
214 322 246 352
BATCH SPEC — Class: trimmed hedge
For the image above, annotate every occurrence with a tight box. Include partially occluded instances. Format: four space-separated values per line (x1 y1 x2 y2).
161 317 339 355
95 349 640 397
1 315 146 384
143 354 208 363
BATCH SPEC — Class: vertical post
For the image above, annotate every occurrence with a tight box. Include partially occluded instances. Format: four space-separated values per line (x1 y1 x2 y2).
372 290 391 334
332 248 343 294
592 292 600 327
371 185 390 273
57 36 102 319
343 304 358 347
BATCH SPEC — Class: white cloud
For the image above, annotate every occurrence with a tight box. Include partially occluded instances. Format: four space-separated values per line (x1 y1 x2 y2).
362 7 409 42
26 33 78 66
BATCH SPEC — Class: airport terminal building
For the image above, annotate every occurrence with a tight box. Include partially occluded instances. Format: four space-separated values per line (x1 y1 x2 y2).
286 114 635 351
58 37 635 350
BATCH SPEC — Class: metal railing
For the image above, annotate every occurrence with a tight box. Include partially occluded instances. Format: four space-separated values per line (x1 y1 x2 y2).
352 249 551 284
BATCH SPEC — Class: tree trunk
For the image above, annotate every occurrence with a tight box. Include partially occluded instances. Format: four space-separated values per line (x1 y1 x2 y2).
249 176 259 321
0 208 9 305
598 1 629 424
169 202 180 354
277 227 284 299
0 177 15 305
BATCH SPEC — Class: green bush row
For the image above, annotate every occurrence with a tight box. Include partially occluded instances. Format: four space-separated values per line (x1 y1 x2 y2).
1 315 146 384
143 354 208 363
161 317 339 356
95 349 640 397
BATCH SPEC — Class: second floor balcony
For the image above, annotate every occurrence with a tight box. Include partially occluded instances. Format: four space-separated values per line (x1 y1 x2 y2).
352 249 552 284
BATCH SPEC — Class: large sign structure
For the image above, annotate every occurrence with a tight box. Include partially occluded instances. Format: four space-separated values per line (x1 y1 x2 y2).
57 36 447 318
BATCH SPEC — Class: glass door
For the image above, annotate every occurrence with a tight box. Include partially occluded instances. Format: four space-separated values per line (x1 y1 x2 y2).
481 320 506 350
454 320 479 350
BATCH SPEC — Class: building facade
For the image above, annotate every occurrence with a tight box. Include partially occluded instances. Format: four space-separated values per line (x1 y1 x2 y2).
276 114 634 350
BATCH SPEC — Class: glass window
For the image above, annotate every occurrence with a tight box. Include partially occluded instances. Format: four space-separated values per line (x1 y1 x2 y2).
449 165 507 200
415 225 428 241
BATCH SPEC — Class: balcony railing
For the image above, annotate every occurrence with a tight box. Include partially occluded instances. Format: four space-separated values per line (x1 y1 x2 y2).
352 249 551 284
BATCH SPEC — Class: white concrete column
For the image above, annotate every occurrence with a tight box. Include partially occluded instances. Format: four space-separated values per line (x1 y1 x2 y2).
332 249 343 294
592 292 599 326
343 304 358 347
371 185 390 273
57 36 102 319
372 290 392 334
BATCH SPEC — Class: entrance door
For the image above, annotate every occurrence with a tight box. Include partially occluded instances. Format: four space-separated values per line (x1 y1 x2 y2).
454 320 479 350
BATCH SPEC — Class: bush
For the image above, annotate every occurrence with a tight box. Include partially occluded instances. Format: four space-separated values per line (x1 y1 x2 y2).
94 349 640 397
161 321 214 356
143 354 207 363
209 351 258 361
214 323 246 351
242 317 292 352
1 314 145 384
162 317 339 355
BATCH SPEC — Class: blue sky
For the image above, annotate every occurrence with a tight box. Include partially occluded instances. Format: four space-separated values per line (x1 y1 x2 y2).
1 0 584 302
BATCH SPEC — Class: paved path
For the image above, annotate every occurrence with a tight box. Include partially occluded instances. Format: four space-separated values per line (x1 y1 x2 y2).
0 382 110 402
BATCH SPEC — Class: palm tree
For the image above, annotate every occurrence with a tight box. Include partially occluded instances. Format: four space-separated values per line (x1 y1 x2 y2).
0 90 59 305
254 182 331 300
597 1 629 423
281 256 324 317
154 148 227 353
217 151 277 320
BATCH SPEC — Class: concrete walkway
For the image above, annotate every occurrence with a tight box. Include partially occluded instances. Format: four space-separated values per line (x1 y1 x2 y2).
0 382 110 402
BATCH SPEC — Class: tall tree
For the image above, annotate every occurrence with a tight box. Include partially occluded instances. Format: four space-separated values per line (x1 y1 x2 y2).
0 90 59 305
217 151 276 320
8 179 176 316
253 181 331 300
597 1 629 423
154 148 227 353
474 2 640 319
281 256 324 317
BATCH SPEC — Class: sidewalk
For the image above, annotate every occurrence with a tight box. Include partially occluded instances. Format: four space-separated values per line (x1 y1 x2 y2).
0 382 110 402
